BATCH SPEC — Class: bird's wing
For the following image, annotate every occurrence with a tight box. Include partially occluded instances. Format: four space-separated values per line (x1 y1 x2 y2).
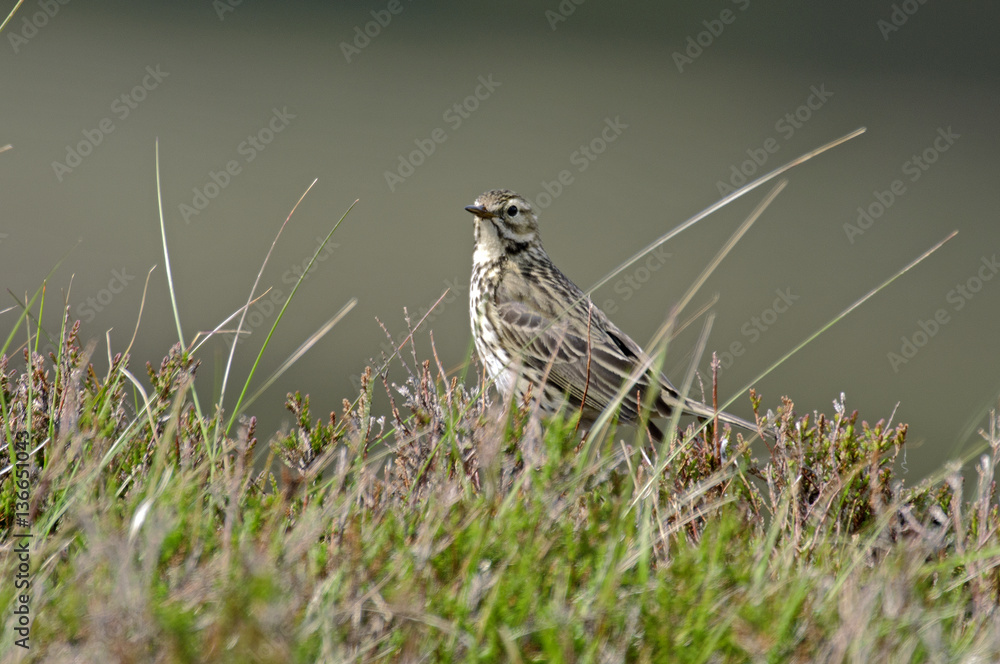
491 291 666 418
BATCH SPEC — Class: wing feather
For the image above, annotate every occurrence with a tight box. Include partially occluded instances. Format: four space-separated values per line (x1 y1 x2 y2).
490 287 670 420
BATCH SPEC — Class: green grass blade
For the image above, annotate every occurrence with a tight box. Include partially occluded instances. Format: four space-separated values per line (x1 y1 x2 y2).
236 297 357 416
224 198 357 436
717 230 959 417
217 179 325 414
154 139 185 349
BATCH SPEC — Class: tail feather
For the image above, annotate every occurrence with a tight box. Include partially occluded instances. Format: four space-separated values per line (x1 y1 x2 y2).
656 391 772 438
687 399 762 434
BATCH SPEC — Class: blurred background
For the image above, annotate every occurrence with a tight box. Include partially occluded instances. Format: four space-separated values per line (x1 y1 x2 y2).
2 1 997 480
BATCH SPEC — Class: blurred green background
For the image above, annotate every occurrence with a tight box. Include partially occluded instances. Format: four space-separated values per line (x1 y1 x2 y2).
2 0 998 480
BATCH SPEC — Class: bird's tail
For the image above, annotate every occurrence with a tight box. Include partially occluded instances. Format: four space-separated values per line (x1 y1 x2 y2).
660 391 772 439
708 406 770 438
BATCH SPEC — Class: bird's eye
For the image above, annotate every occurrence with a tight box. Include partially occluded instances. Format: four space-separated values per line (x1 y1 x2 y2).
507 205 519 217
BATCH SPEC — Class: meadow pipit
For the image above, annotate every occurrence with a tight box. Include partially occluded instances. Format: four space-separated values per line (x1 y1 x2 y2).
466 188 762 440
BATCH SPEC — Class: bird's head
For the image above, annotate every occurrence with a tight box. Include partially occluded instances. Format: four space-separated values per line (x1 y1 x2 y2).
465 189 541 262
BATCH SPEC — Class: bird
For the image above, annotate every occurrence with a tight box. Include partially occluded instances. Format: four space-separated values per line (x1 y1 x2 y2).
465 188 764 441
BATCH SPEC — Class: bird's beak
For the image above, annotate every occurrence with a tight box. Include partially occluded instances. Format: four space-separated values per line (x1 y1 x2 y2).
465 204 493 219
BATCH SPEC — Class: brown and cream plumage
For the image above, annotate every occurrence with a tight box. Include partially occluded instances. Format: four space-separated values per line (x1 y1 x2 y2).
466 188 761 439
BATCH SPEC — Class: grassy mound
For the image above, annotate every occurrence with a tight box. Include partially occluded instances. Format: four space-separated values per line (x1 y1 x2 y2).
2 320 999 663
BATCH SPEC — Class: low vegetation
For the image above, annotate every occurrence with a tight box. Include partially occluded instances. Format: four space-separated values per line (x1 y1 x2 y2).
2 308 999 662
